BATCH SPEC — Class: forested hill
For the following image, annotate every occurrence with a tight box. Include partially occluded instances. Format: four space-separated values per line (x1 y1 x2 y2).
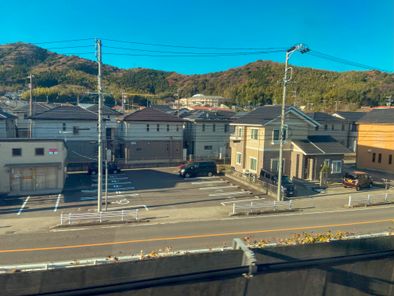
1 42 393 110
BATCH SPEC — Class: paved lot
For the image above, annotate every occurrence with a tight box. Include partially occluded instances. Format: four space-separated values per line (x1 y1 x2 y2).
0 167 259 220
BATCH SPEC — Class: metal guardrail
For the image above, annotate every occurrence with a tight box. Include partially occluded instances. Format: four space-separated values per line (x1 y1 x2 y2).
347 193 394 207
230 200 292 215
60 210 140 225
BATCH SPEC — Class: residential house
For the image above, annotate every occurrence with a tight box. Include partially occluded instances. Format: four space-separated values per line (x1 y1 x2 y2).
332 112 367 152
230 106 351 181
30 105 98 167
175 94 232 108
118 108 185 165
183 110 234 161
0 139 66 196
0 109 17 138
356 109 394 174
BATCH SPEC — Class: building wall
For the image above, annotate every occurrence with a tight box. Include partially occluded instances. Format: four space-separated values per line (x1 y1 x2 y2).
0 140 66 195
32 120 98 141
120 121 183 141
357 123 394 174
308 120 349 147
0 119 16 138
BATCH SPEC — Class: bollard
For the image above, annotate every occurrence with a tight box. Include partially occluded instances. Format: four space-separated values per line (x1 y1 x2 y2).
60 213 63 225
385 193 388 202
68 213 71 225
348 195 352 207
121 210 124 221
289 200 293 210
232 203 236 215
99 212 102 223
367 194 371 206
136 209 139 221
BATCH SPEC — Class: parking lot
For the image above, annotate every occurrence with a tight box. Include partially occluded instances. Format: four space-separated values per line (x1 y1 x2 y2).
0 167 260 220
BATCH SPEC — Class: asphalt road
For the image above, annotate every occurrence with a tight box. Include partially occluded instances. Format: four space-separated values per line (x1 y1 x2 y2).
0 205 393 265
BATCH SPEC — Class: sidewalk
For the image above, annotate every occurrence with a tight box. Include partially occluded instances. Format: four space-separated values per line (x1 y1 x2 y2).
1 187 393 236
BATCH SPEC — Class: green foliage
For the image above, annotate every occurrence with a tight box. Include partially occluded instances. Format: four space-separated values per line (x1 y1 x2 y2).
1 43 393 111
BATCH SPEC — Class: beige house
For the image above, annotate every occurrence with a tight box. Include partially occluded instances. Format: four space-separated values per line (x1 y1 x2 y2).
230 106 351 181
0 139 67 196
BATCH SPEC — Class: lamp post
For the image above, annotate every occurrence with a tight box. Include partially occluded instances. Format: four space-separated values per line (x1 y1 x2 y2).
276 44 309 201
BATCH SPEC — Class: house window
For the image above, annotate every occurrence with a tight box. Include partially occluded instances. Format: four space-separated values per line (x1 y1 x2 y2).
224 124 229 133
156 124 160 132
341 124 345 131
324 124 328 130
250 157 257 171
202 124 206 132
378 153 382 163
237 127 243 137
204 145 212 150
270 158 285 173
213 124 216 132
62 123 66 131
251 128 258 140
35 148 44 156
73 126 79 135
315 126 319 131
166 124 170 132
389 155 393 165
331 160 342 174
372 153 376 162
12 148 22 157
331 124 335 130
272 129 280 142
176 125 179 132
236 152 242 165
146 124 150 132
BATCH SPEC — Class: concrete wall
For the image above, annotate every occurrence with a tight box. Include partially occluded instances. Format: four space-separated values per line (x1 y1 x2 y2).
2 236 394 296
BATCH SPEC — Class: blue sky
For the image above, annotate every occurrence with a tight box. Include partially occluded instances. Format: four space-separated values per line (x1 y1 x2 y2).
0 0 393 74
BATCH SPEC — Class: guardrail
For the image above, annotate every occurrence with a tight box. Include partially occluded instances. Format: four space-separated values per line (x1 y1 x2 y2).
347 192 394 207
230 200 293 215
60 210 140 225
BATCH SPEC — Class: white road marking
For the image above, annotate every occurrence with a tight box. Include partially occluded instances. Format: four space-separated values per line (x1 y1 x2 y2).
54 194 62 212
209 191 250 197
91 181 133 187
199 185 238 190
17 196 30 215
191 180 227 185
51 228 89 232
80 196 97 201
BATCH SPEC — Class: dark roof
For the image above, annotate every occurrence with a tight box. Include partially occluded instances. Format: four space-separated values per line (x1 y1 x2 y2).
0 138 64 143
334 112 367 122
185 110 234 122
293 135 351 155
31 105 97 120
306 112 343 122
234 106 319 126
357 109 394 124
84 104 121 116
13 102 54 115
0 109 16 119
152 105 173 113
123 107 184 122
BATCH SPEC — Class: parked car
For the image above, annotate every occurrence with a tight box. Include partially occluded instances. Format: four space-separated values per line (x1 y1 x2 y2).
343 171 373 190
87 162 121 175
179 161 217 178
259 169 296 197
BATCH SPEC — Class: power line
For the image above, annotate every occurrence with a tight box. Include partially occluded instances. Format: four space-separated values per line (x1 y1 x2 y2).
102 38 285 51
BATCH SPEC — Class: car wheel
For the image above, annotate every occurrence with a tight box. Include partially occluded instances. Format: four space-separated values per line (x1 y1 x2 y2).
207 172 213 177
356 186 360 191
185 173 191 178
369 183 373 188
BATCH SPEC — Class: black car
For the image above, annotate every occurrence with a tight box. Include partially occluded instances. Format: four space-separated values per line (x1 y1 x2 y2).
87 162 121 175
179 161 217 178
259 169 296 197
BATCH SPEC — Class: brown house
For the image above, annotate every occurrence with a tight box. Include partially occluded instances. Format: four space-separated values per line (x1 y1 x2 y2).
118 108 185 166
230 106 351 181
356 109 394 174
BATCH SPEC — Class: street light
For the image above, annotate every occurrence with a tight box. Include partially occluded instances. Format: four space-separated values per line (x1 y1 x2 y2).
276 44 309 202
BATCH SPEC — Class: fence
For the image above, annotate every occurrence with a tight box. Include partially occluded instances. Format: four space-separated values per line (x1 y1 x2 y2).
60 210 140 225
347 192 394 207
229 200 293 215
228 170 279 197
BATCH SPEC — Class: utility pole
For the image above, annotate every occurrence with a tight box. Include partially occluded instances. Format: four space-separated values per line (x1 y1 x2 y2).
277 44 309 202
121 91 125 113
28 74 33 138
96 39 103 212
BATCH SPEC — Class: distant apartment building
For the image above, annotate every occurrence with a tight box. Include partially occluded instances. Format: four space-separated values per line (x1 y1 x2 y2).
30 105 99 167
0 109 17 138
183 110 234 161
175 94 232 108
230 106 350 181
118 108 185 165
356 109 394 174
0 139 67 196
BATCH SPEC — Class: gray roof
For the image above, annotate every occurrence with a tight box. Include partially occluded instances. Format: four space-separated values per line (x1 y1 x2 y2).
31 105 98 120
123 107 184 122
357 109 394 124
306 112 343 122
185 110 234 122
234 106 319 127
13 102 54 115
152 105 173 113
0 109 16 119
334 111 367 122
293 135 351 155
82 104 121 116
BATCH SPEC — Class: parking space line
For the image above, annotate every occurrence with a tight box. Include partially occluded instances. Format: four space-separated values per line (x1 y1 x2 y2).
191 180 227 185
199 185 238 190
209 191 250 197
53 194 62 212
17 196 30 216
